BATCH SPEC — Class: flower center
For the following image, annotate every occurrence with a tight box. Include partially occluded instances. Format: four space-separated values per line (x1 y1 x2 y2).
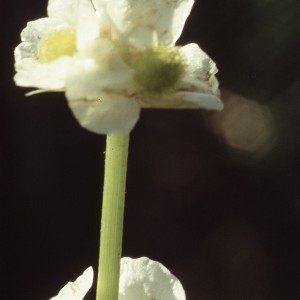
132 46 185 95
38 29 77 63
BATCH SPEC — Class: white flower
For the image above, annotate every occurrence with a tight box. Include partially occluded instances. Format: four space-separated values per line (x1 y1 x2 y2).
119 257 185 300
50 266 93 300
14 0 223 134
66 0 223 134
14 0 99 90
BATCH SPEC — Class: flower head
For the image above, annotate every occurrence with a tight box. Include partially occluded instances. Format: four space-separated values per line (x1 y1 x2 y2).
50 266 93 300
14 0 223 134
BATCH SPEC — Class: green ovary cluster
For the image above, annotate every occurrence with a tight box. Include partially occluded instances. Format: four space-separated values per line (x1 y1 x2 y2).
132 46 185 95
38 29 77 63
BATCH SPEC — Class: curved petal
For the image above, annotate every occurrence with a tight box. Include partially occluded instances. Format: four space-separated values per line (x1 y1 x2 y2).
178 43 221 99
94 0 194 49
14 21 40 61
181 43 217 79
50 267 93 300
119 257 185 300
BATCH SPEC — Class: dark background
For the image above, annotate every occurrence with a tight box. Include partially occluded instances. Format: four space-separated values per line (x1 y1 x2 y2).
1 0 300 299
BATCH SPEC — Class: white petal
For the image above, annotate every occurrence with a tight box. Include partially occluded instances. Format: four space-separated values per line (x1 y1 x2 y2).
14 56 70 89
175 91 224 110
94 0 194 49
50 267 93 300
181 43 218 80
14 22 40 61
119 257 185 300
176 43 222 108
67 94 140 134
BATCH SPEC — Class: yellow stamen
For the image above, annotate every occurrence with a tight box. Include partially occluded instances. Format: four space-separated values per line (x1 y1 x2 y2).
38 29 77 63
132 46 185 95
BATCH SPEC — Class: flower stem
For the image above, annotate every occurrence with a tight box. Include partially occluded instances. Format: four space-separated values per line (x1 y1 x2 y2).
96 133 130 300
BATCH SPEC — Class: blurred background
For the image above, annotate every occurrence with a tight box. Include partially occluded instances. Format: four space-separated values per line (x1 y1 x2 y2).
1 0 300 299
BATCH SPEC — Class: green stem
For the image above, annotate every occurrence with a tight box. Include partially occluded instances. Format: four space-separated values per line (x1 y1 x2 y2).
96 133 130 300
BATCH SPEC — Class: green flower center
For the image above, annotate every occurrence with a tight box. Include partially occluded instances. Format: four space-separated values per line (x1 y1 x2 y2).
38 29 77 63
132 46 185 95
